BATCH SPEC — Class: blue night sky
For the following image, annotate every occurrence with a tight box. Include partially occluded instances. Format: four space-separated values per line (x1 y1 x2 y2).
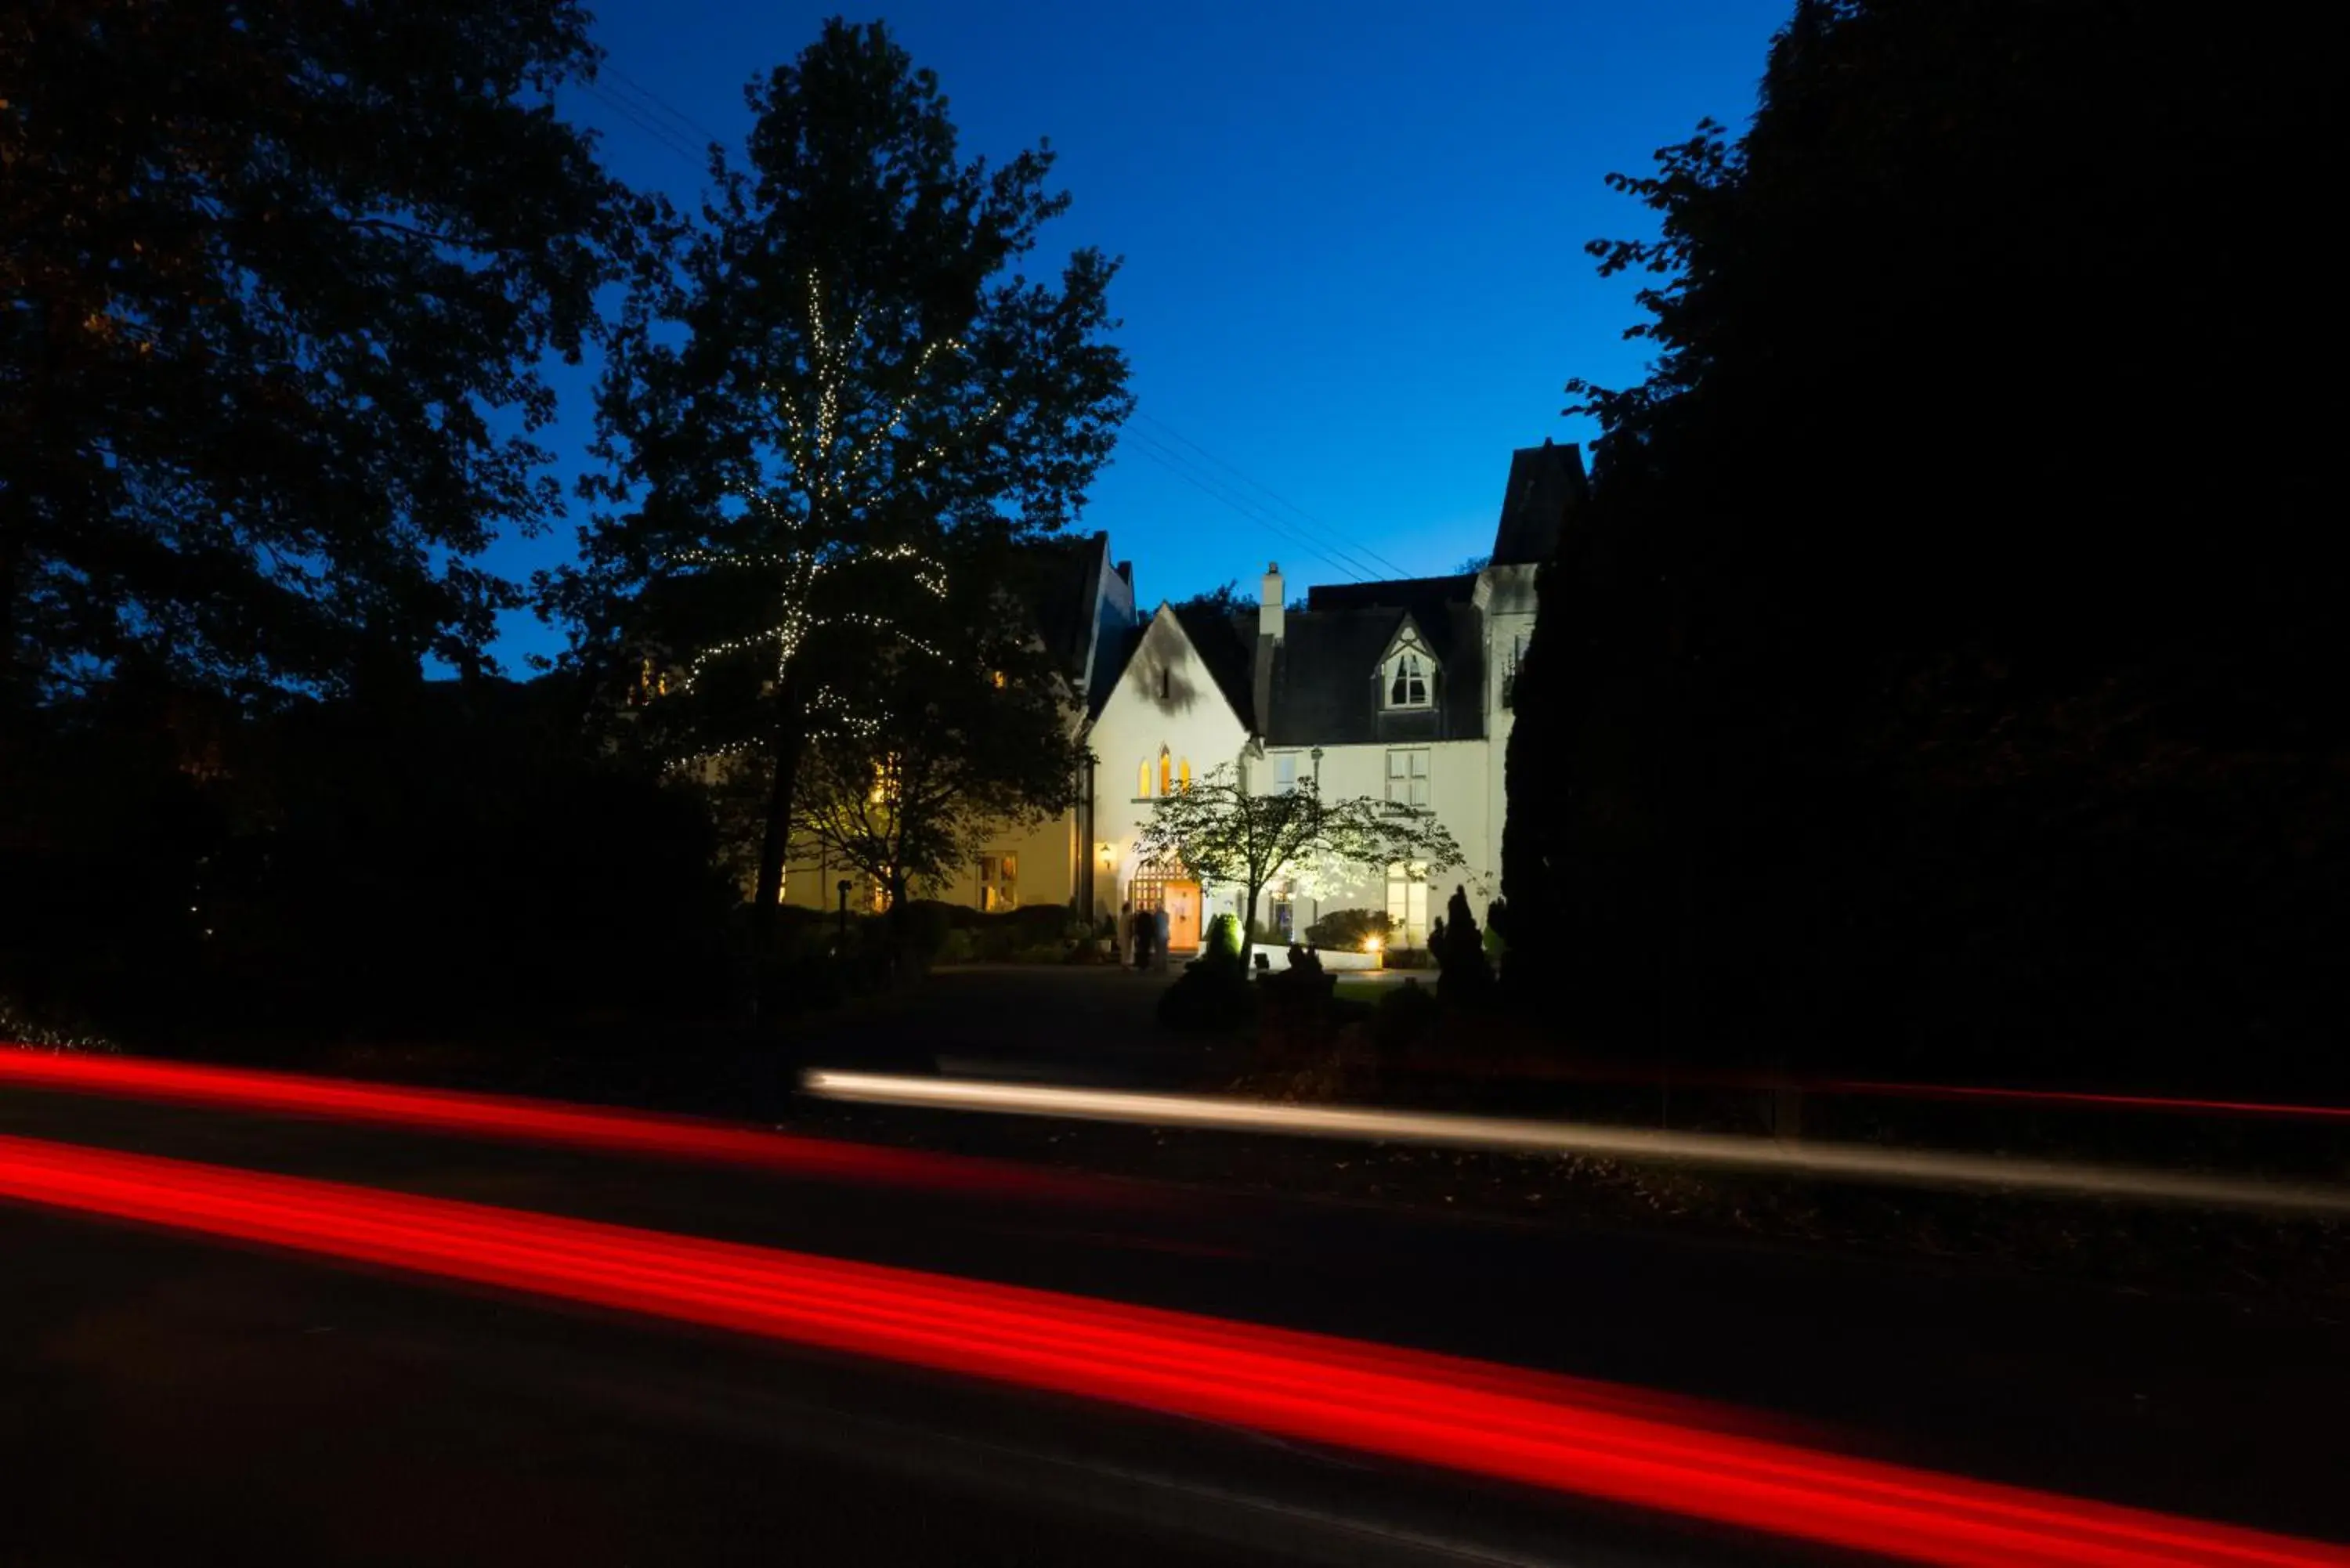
495 0 1791 665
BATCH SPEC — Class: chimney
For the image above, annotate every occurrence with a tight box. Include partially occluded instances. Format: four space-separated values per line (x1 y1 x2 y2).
1253 562 1283 737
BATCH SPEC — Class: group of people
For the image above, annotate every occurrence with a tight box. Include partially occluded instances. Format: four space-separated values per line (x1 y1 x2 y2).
1119 900 1171 973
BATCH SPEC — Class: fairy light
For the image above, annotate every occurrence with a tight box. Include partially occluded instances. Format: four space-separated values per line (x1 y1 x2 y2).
663 269 1006 708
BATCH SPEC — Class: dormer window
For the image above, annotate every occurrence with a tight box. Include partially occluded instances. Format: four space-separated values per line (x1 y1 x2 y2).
1385 650 1430 708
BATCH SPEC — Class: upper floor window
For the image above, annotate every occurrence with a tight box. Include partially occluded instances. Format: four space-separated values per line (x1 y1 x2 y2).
1386 650 1430 708
1274 753 1297 795
1386 749 1430 810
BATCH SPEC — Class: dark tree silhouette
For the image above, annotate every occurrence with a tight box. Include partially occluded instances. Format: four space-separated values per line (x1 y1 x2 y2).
1506 0 2340 1092
0 0 624 712
557 20 1131 963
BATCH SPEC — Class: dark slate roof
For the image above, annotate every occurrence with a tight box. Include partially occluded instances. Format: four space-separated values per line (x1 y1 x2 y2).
1490 440 1588 565
1016 531 1112 678
1088 623 1144 717
1262 592 1485 747
1168 602 1259 732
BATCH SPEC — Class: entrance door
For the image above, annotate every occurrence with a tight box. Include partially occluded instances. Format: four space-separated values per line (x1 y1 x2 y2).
1163 881 1201 952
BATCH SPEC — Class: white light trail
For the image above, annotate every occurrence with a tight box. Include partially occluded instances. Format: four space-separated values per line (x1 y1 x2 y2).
798 1071 2350 1218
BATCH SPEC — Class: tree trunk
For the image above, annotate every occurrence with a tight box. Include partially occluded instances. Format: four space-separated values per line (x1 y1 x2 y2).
748 681 806 1019
1240 883 1263 967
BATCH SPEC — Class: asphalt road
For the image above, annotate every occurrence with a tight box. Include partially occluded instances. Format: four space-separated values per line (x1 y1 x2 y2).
4 1080 2345 1564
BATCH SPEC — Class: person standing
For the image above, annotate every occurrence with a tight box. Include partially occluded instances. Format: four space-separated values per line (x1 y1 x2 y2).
1118 900 1134 967
1153 903 1172 973
1132 901 1153 972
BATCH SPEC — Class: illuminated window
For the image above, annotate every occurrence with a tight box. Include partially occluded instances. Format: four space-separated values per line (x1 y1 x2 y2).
869 758 895 804
1385 749 1430 810
978 853 1018 912
1159 746 1172 797
1178 758 1192 792
1386 862 1430 946
1137 760 1152 799
1386 651 1430 707
992 670 1006 689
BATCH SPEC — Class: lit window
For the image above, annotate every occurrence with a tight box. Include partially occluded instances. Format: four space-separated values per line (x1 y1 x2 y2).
1159 746 1173 797
1385 749 1430 810
870 758 894 804
1178 758 1192 792
992 670 1006 689
1137 760 1152 799
1386 862 1430 946
978 854 1019 912
1386 650 1430 707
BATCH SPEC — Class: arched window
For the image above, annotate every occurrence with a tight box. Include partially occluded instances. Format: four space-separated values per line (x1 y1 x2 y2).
1137 760 1152 799
1178 758 1192 792
1159 746 1173 797
1386 651 1430 707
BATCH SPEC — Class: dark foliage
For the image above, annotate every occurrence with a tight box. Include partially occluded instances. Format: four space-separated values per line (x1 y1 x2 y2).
1 671 736 1056
1155 945 1254 1033
1 0 625 708
1504 0 2343 1094
1432 885 1491 1009
1371 979 1439 1058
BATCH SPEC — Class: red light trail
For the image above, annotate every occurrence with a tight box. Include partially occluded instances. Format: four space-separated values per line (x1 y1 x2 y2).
1 1133 2338 1568
0 1047 1088 1202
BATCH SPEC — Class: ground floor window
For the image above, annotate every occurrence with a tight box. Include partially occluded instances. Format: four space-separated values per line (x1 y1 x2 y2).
978 853 1018 912
1386 862 1430 947
1271 892 1294 940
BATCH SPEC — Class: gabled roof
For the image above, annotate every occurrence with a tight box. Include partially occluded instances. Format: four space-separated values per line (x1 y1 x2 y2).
1167 601 1259 732
1090 600 1257 732
1011 530 1113 679
1490 440 1588 565
1261 589 1485 747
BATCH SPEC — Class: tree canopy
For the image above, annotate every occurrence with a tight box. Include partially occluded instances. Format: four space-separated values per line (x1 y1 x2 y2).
1503 0 2341 1093
1135 764 1465 963
556 17 1132 925
1 0 624 708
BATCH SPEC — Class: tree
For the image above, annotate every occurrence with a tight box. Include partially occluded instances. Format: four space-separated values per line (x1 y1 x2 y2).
1506 0 2341 1089
1171 580 1247 619
1133 764 1465 965
558 19 1131 966
789 554 1084 945
1 0 624 712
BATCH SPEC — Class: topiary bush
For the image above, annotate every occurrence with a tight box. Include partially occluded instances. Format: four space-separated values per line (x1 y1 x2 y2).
1203 912 1242 959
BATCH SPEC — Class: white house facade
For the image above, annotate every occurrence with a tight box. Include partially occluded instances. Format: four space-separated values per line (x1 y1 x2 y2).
1085 439 1582 952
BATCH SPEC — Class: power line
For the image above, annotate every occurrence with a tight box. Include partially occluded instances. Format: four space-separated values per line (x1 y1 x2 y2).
584 81 705 171
1127 428 1394 583
598 62 727 153
1122 432 1376 585
1134 411 1416 580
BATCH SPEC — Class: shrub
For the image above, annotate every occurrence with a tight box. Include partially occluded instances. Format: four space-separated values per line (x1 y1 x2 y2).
1434 885 1494 1007
1304 908 1392 952
1371 978 1439 1055
1203 912 1242 959
1157 948 1254 1032
934 929 975 964
1381 945 1434 970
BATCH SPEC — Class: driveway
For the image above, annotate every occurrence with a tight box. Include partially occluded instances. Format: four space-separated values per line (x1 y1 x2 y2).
790 963 1232 1091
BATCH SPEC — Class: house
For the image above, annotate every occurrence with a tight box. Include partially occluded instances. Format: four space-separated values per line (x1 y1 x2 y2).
768 438 1583 946
1086 439 1582 951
